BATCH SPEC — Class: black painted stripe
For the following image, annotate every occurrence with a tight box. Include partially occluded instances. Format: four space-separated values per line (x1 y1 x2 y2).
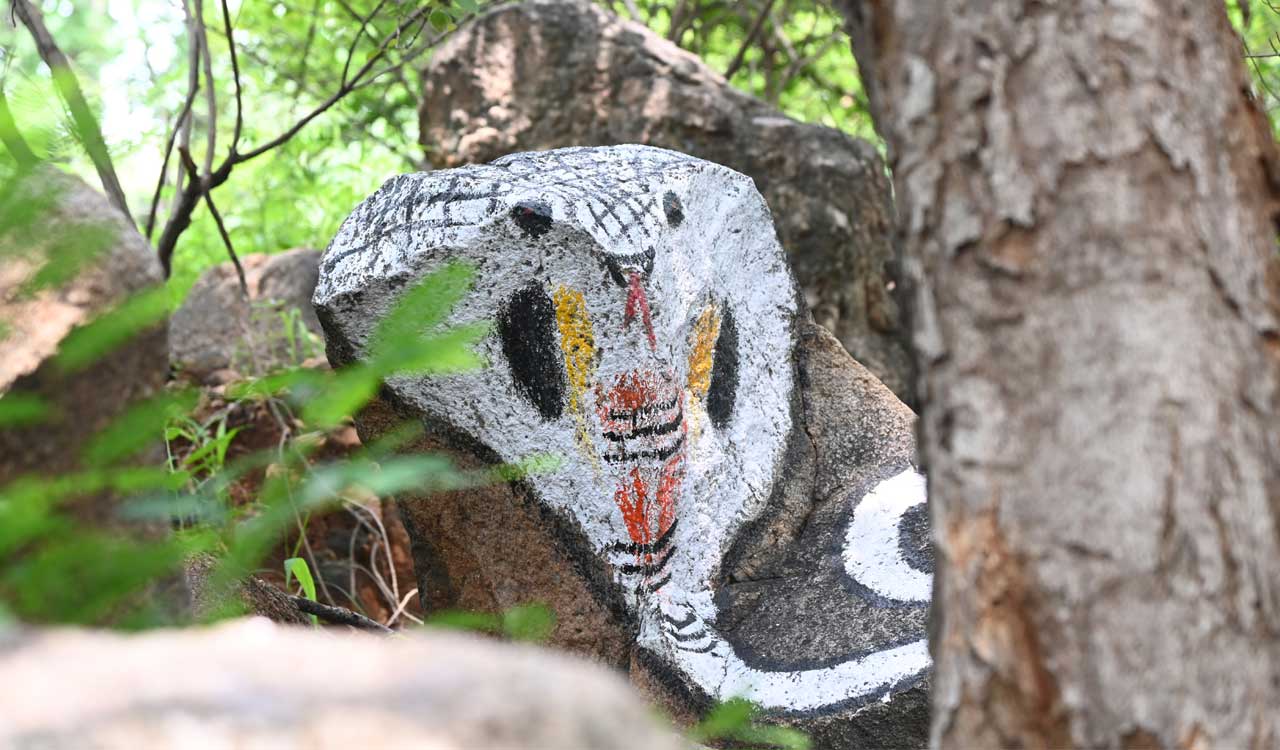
663 626 709 643
644 572 672 594
602 410 683 442
617 545 676 575
676 641 717 654
607 519 678 555
603 434 685 463
606 395 679 422
662 611 697 629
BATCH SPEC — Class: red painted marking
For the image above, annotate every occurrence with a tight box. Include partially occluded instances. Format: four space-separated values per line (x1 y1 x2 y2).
599 370 688 588
624 271 657 350
657 453 683 536
615 467 652 545
598 370 660 415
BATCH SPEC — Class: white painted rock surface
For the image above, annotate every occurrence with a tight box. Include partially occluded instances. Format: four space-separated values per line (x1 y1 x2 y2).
314 145 931 746
0 619 685 749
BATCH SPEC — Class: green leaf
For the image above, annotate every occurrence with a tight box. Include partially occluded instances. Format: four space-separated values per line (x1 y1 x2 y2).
428 8 453 30
300 362 380 430
368 261 475 366
225 366 328 401
690 698 811 749
691 698 758 742
82 389 199 468
0 531 200 625
283 557 318 602
427 608 500 633
0 392 51 428
283 557 320 626
385 322 490 376
501 603 555 642
55 285 171 373
180 425 242 473
426 603 555 642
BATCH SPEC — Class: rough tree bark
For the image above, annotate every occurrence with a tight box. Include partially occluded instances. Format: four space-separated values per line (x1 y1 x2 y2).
838 2 1280 747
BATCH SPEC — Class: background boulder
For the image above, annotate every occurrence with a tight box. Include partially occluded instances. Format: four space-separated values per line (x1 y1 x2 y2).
169 247 324 381
0 170 167 511
420 0 914 403
0 619 686 749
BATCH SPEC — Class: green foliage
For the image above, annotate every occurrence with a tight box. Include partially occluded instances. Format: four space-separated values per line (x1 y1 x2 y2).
0 392 50 428
55 286 171 373
0 160 491 627
1232 1 1280 137
427 602 558 643
602 0 875 140
690 698 811 749
283 556 319 625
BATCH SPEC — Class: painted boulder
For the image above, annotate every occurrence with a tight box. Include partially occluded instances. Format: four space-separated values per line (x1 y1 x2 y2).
314 145 931 747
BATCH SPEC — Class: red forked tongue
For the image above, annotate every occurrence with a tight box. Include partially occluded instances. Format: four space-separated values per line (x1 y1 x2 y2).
624 271 657 350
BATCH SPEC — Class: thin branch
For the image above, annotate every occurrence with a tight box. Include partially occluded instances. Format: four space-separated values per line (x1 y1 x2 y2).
0 87 38 168
193 0 217 177
155 0 203 244
236 7 431 161
666 0 690 41
178 146 247 297
219 0 243 152
10 0 132 224
341 0 391 87
292 595 393 633
724 0 780 80
155 5 436 275
294 0 322 110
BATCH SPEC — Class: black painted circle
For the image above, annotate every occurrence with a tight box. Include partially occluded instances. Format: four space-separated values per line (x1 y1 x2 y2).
511 201 553 238
662 191 684 227
706 307 738 429
497 284 566 420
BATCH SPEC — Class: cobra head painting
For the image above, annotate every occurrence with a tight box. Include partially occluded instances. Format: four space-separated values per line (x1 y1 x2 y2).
313 145 932 720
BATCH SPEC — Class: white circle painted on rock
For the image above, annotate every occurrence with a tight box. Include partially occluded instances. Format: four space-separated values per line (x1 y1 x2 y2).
843 468 932 604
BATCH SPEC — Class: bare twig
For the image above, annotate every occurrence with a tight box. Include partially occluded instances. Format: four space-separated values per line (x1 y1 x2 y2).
193 0 217 177
291 595 393 633
341 0 391 87
387 587 420 628
724 0 780 80
294 0 322 111
10 0 132 223
155 5 436 275
667 0 690 41
145 1 202 239
218 0 244 151
178 146 248 297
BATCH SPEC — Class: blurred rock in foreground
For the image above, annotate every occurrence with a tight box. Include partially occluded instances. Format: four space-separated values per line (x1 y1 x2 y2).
0 619 685 749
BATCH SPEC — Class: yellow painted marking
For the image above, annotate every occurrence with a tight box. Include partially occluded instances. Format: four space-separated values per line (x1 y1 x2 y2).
553 286 598 465
687 303 720 398
685 303 721 450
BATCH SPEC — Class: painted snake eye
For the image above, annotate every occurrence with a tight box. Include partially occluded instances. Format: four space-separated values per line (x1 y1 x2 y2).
511 201 553 238
662 191 684 227
497 283 567 420
706 307 738 428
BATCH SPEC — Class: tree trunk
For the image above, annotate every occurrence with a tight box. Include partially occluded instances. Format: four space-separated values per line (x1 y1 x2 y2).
838 2 1280 747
